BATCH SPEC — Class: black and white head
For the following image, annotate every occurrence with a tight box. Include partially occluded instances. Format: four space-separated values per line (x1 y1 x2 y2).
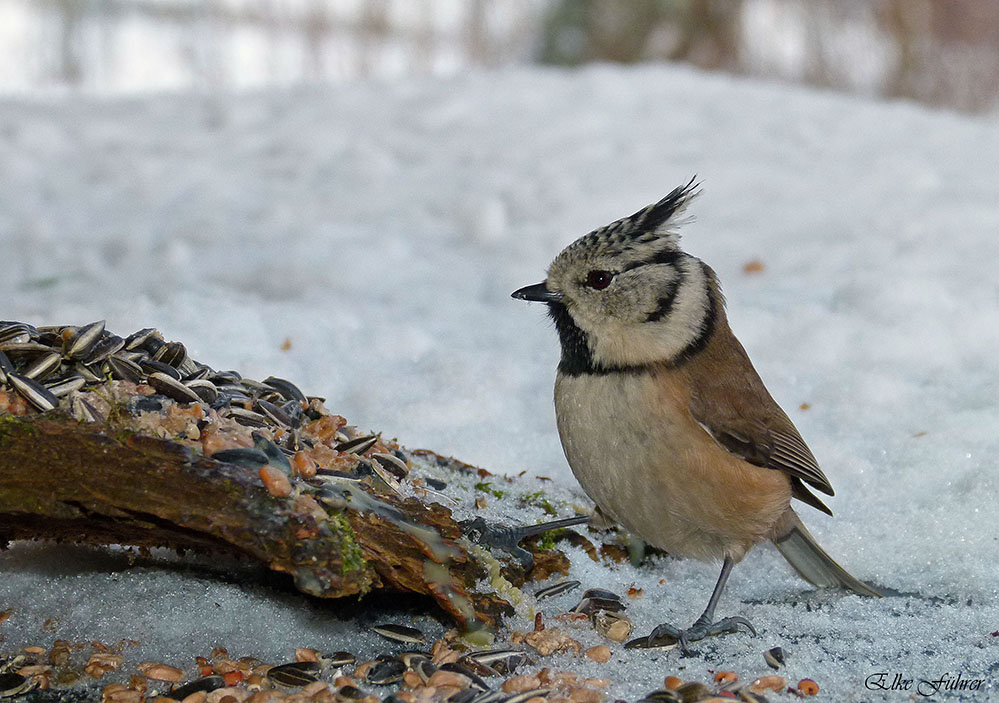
513 180 720 375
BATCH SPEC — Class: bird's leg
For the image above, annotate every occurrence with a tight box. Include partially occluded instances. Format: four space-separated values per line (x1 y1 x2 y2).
646 557 756 652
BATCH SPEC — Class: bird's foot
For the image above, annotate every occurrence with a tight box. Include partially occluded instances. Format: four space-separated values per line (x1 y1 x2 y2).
461 515 590 569
646 615 756 653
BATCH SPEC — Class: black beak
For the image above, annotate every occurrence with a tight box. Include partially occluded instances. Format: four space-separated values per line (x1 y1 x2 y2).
512 282 561 303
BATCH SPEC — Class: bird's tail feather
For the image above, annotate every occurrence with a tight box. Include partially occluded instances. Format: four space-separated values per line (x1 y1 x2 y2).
772 509 882 598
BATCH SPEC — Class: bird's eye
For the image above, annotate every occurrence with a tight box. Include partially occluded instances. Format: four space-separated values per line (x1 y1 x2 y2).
585 270 614 290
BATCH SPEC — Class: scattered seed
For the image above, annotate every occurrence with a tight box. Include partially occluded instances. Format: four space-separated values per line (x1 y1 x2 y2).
714 671 737 685
535 580 580 600
504 689 550 703
325 652 356 667
363 658 406 685
749 675 786 693
580 589 620 602
463 650 528 677
139 663 184 682
267 662 320 688
584 646 610 664
0 672 34 698
797 679 819 696
763 646 785 670
260 466 292 498
372 624 425 645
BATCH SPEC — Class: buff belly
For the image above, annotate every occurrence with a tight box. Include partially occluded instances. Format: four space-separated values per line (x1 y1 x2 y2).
554 370 791 562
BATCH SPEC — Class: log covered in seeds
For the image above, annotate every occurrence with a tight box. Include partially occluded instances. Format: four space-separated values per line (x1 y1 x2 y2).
0 321 523 629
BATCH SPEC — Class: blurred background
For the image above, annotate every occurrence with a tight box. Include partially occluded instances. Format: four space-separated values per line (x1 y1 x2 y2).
2 0 998 113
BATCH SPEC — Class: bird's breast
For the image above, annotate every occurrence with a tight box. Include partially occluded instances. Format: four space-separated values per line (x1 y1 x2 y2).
554 369 790 561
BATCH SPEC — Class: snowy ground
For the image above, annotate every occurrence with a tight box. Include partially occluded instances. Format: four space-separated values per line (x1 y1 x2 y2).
1 65 998 701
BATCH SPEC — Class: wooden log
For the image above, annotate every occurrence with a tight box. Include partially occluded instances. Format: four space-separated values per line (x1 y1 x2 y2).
0 413 514 628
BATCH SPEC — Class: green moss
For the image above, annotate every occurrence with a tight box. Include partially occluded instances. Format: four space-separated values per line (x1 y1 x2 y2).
328 511 367 574
474 482 506 499
518 490 558 516
0 415 35 446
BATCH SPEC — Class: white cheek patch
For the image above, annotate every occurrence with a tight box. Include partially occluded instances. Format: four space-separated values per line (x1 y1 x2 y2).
590 257 712 367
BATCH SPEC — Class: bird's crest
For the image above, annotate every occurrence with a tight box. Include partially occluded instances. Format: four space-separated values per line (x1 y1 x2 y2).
563 177 700 259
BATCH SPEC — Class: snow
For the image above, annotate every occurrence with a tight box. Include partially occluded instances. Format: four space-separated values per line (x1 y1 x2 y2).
2 64 999 701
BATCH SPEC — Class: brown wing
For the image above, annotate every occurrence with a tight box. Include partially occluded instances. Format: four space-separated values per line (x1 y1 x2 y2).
683 306 835 515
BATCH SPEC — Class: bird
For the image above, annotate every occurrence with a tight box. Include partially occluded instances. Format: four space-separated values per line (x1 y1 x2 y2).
512 179 881 651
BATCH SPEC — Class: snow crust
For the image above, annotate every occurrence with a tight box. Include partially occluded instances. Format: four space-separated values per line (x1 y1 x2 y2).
1 65 997 700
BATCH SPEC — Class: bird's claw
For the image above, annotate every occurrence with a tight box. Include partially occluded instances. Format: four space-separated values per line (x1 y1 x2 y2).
461 515 590 570
645 615 756 653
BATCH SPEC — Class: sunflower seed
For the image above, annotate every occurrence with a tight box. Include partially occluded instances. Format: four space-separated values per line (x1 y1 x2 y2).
504 689 550 703
338 685 365 699
463 650 528 677
239 378 271 395
211 448 270 469
325 651 356 667
21 352 60 381
256 398 292 428
372 623 425 644
252 432 292 473
468 691 507 703
641 691 682 703
9 373 59 411
0 324 33 345
0 672 35 698
535 580 580 600
225 407 269 427
264 376 307 403
182 365 212 382
140 358 181 380
267 661 320 688
148 372 201 404
108 354 144 383
372 452 409 478
336 435 378 455
281 399 305 428
46 375 86 397
439 662 489 690
581 588 621 601
763 646 785 670
675 682 711 703
66 320 106 359
0 342 55 356
72 362 105 384
140 336 165 356
0 351 12 384
153 341 187 367
363 657 405 685
84 334 125 365
185 379 219 404
164 675 225 701
571 596 625 616
124 328 159 351
71 396 103 423
210 370 242 384
450 690 481 703
412 658 437 684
